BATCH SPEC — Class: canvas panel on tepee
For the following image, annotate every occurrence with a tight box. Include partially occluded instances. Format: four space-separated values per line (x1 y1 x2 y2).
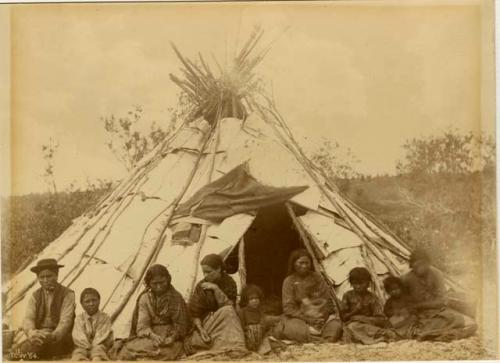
175 163 308 223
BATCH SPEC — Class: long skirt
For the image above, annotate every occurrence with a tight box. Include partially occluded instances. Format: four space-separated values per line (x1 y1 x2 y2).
112 324 183 361
388 314 419 340
244 316 280 354
343 321 398 345
274 315 343 343
185 305 247 355
414 307 477 342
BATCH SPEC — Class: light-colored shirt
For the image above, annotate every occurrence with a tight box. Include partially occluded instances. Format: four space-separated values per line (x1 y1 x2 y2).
72 311 113 350
23 289 76 341
41 290 55 329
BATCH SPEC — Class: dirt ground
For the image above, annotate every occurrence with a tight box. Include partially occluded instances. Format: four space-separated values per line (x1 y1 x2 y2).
184 336 497 361
262 337 496 361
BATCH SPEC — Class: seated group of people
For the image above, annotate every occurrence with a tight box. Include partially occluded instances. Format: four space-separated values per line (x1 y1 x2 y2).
272 248 476 347
11 248 477 361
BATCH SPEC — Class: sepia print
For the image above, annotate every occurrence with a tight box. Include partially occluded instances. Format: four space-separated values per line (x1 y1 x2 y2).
0 1 498 361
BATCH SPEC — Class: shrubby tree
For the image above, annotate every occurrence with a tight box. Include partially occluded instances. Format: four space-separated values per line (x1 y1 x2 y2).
309 138 360 181
394 128 496 270
102 106 169 171
41 138 59 194
102 94 189 171
396 128 495 175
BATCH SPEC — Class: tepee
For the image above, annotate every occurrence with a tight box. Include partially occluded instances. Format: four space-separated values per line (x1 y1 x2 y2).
3 30 460 341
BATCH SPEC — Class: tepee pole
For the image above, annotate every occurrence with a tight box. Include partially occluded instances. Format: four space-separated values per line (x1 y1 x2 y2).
264 101 466 295
108 120 217 322
340 197 410 258
278 121 459 288
238 237 247 288
5 124 189 348
187 105 223 298
285 203 343 315
255 100 411 271
253 103 399 298
99 198 175 312
360 243 387 300
91 125 193 310
5 120 189 305
63 124 191 287
4 159 161 311
92 118 190 213
341 194 411 251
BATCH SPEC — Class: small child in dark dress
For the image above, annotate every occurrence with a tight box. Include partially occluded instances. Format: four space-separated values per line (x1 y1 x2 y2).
340 267 397 344
238 285 279 353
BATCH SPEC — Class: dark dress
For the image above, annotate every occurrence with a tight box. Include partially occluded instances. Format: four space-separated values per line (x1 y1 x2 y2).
185 273 246 354
383 295 419 339
402 268 477 341
341 290 396 344
112 286 191 360
238 306 280 352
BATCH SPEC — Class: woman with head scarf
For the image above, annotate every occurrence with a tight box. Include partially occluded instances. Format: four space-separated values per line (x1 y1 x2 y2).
275 248 343 343
111 264 191 360
185 254 247 355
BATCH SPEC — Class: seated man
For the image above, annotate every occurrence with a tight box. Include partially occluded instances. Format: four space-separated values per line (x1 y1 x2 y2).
402 249 477 342
14 258 75 360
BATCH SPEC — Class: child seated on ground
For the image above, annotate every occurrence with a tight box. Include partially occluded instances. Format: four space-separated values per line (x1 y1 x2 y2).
238 285 279 354
300 278 330 336
383 275 418 339
72 288 113 361
341 267 396 345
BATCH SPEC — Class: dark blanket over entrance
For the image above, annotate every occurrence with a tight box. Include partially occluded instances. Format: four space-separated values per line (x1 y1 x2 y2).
175 163 309 223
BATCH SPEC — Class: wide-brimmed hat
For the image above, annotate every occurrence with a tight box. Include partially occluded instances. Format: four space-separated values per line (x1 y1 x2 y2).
30 258 64 274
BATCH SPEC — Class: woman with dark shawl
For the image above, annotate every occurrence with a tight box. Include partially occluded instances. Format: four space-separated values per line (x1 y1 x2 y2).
274 249 343 343
111 265 191 360
401 249 477 342
185 254 247 355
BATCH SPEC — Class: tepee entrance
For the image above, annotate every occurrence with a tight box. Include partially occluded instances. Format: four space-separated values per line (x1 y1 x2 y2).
222 203 306 314
243 203 303 300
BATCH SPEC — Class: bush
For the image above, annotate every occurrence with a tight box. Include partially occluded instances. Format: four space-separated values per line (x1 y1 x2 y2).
1 188 111 280
341 170 496 283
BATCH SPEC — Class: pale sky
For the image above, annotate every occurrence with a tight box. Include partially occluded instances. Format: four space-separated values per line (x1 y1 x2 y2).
1 1 495 195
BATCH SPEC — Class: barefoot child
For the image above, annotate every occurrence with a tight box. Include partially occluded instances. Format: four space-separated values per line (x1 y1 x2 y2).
238 285 278 354
72 288 113 361
383 276 418 339
341 267 396 344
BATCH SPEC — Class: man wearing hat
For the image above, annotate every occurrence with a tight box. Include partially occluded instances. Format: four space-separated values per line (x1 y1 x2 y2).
15 258 75 359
